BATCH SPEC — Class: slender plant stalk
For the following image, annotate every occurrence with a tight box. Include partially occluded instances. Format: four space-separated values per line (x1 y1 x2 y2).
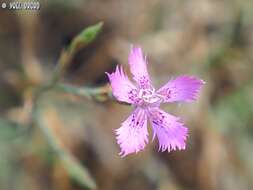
30 22 104 189
51 22 103 84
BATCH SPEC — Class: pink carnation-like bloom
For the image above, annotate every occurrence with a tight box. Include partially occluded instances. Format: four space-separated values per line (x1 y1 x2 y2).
106 46 204 157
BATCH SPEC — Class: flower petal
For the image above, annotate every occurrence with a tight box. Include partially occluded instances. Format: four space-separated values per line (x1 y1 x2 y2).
106 65 137 104
149 108 188 152
157 75 205 103
116 108 148 157
128 46 151 89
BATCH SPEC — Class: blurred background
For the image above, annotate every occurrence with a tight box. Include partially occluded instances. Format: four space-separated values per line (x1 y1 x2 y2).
0 0 253 189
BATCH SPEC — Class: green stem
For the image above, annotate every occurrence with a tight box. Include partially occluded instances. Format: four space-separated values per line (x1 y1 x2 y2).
56 83 111 99
32 100 97 189
26 22 104 189
51 22 103 85
56 83 131 105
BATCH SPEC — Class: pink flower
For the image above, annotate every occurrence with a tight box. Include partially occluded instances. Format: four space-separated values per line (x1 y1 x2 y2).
106 46 205 157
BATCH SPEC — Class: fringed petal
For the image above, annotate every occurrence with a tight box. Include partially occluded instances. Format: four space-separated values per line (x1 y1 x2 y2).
149 108 188 152
106 65 137 104
116 108 148 157
157 75 205 103
128 46 151 89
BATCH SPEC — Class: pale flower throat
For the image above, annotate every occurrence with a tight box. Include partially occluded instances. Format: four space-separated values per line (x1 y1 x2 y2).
137 87 164 106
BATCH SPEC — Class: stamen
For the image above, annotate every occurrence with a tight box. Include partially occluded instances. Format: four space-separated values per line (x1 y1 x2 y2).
137 88 164 105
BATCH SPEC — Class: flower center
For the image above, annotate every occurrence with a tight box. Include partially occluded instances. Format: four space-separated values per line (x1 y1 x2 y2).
138 88 163 104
